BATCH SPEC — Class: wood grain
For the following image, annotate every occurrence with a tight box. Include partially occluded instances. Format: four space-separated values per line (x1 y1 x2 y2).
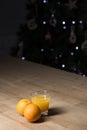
0 54 87 130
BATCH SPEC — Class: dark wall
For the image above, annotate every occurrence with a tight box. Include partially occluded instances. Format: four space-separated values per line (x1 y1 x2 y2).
0 0 26 53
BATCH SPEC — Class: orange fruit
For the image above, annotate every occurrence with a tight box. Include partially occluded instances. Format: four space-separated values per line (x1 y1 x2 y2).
16 98 31 116
24 103 41 122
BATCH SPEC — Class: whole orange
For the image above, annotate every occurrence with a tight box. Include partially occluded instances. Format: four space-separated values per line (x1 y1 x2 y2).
24 103 41 122
16 98 31 116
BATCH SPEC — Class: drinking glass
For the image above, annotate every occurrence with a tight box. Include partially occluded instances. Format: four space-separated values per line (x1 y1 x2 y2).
31 90 50 116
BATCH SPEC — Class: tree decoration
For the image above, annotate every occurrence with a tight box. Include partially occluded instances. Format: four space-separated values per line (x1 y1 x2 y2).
45 30 52 41
65 0 78 10
81 30 87 51
14 0 87 76
69 25 76 44
49 10 57 27
27 18 38 30
81 40 87 51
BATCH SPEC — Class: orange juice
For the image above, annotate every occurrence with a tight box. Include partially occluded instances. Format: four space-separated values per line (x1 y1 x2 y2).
32 95 50 112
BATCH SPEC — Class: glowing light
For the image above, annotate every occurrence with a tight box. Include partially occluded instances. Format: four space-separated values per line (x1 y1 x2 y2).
70 52 74 56
41 48 44 52
62 21 66 25
62 64 65 68
82 74 86 77
51 13 55 17
58 54 62 58
43 21 46 24
79 20 83 24
63 26 67 30
21 57 26 60
43 0 48 3
72 21 75 24
75 46 79 50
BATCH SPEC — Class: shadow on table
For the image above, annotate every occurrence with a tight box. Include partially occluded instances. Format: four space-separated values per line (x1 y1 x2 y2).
48 106 67 116
35 106 67 123
35 117 46 123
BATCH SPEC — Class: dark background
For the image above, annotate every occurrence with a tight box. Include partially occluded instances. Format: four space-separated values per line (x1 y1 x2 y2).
0 0 87 54
0 0 25 53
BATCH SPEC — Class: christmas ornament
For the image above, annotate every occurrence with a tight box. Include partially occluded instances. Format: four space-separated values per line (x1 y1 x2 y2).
45 30 52 41
65 0 77 10
69 25 76 44
27 18 38 30
81 40 87 51
49 17 57 27
49 10 57 27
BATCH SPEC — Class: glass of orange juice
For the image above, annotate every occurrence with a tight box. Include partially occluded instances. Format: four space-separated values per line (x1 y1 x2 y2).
31 90 50 116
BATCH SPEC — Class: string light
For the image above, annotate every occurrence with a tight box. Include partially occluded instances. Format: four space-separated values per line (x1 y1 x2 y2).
79 20 83 24
58 54 62 58
63 26 67 30
41 48 44 52
43 21 46 24
62 64 65 68
70 52 74 56
75 46 79 50
21 57 26 60
82 74 86 77
72 21 75 24
43 0 48 3
62 21 66 25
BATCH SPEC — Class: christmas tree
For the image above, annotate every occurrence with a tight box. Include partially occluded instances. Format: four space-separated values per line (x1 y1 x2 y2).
12 0 87 76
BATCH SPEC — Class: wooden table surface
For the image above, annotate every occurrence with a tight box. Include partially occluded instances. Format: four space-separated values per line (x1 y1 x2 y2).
0 54 87 130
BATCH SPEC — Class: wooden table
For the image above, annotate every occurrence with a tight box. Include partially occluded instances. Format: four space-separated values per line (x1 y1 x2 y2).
0 54 87 130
